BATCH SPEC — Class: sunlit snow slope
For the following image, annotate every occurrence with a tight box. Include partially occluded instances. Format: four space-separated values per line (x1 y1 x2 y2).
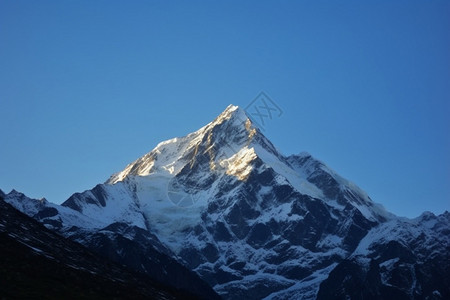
3 105 449 300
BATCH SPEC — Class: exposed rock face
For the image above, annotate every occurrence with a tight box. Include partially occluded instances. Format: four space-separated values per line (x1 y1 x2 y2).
3 105 449 299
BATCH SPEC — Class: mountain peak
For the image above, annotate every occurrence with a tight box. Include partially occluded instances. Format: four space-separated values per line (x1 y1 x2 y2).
222 103 240 114
6 104 449 300
108 104 262 183
39 102 449 300
208 104 250 130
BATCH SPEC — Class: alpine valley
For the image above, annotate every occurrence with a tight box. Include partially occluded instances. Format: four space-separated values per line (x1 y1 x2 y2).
2 105 449 299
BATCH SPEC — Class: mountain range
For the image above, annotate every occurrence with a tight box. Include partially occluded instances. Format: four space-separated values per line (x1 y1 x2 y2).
2 105 449 299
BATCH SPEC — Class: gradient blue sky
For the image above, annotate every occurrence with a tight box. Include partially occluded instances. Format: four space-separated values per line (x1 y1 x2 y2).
1 1 449 217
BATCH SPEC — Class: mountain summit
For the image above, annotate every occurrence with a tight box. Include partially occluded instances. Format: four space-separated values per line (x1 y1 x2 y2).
107 104 276 184
4 105 449 299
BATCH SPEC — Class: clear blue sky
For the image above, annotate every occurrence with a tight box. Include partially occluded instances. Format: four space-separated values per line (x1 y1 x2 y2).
1 1 448 218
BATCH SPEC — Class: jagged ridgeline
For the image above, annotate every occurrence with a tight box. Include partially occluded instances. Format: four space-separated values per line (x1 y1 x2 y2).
3 105 449 299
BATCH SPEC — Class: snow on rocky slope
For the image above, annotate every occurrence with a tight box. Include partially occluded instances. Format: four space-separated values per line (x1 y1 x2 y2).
3 105 449 299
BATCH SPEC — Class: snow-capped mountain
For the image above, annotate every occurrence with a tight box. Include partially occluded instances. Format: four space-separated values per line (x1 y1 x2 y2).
3 105 449 299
